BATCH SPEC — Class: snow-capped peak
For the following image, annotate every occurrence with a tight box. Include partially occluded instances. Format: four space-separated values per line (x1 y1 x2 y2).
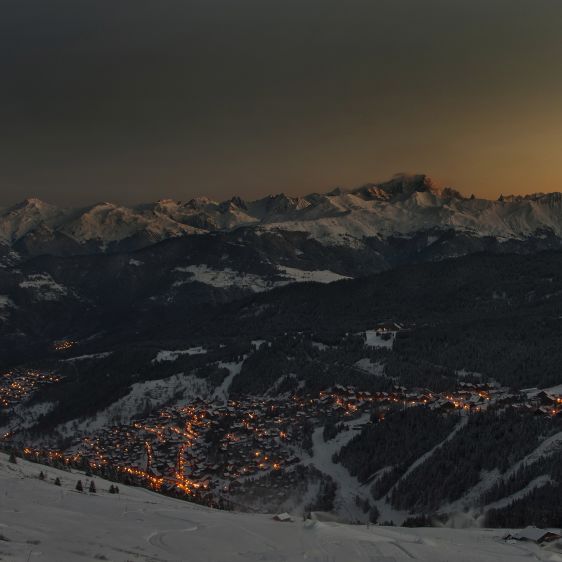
0 198 64 243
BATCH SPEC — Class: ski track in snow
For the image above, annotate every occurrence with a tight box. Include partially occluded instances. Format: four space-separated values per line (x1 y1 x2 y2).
484 475 553 510
302 413 406 524
388 416 469 495
213 360 243 402
506 430 562 477
446 429 562 513
62 352 112 362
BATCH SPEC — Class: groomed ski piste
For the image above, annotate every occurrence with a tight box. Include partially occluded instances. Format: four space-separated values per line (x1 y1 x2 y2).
1 453 561 562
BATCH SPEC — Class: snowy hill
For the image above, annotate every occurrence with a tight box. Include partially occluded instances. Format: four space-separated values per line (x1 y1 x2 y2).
5 174 562 256
0 452 558 562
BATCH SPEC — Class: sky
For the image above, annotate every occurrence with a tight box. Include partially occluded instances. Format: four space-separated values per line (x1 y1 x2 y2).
1 0 562 206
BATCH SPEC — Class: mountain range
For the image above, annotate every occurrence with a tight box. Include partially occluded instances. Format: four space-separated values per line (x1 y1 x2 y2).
4 173 562 365
4 174 562 261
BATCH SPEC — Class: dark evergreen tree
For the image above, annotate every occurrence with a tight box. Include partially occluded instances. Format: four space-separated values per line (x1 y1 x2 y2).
76 480 83 492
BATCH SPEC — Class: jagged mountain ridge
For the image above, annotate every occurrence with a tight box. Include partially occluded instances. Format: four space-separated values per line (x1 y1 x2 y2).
4 174 562 257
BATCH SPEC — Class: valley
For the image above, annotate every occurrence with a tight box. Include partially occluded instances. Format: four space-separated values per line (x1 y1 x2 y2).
2 328 562 527
3 179 562 530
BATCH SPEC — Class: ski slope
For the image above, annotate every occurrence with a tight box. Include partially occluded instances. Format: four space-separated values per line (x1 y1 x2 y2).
0 453 560 562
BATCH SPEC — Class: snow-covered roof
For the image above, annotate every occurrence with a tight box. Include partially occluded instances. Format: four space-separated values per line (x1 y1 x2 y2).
511 527 560 542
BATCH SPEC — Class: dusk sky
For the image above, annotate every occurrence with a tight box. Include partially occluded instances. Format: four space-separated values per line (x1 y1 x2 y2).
2 0 562 206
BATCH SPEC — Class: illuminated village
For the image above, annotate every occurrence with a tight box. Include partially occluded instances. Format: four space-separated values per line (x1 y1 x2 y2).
0 369 62 408
53 339 76 352
2 369 561 507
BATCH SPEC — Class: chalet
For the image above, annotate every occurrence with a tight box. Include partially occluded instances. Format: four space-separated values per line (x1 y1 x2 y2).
430 399 456 412
535 392 556 406
374 322 403 335
509 527 561 544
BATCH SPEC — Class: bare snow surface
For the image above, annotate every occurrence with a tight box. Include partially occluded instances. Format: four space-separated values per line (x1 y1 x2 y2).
63 352 113 363
173 266 275 292
354 358 386 376
174 265 349 292
213 360 243 403
277 266 350 284
18 273 68 301
364 330 395 349
0 453 559 562
152 347 207 363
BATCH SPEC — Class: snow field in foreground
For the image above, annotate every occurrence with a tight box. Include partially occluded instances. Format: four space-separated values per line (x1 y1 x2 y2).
0 453 559 562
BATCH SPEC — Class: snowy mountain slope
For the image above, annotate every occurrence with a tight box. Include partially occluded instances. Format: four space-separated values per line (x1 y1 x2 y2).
59 201 201 247
0 198 64 243
6 174 562 256
443 429 562 515
51 373 211 439
0 198 202 254
263 186 562 246
0 452 558 562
